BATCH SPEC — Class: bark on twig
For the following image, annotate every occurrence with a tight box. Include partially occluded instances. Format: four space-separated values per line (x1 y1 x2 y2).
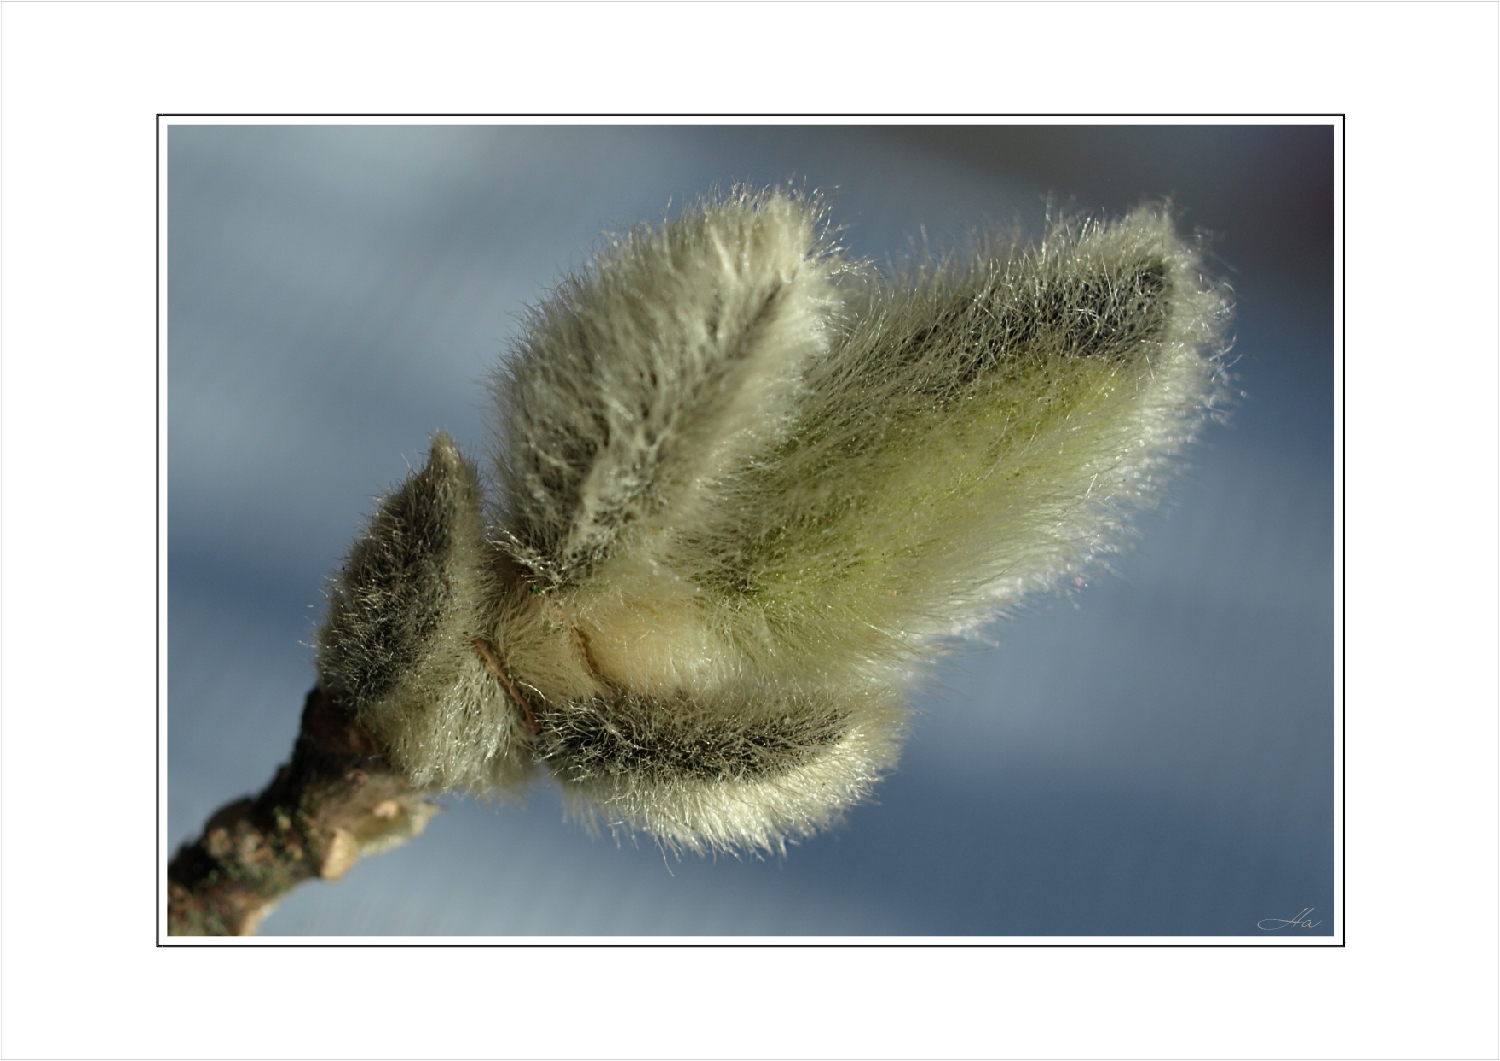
167 688 437 936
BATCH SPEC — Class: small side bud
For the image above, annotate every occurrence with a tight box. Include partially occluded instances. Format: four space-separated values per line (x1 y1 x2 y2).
316 433 533 792
317 433 479 707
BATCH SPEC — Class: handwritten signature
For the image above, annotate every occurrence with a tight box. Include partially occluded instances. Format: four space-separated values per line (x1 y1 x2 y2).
1257 908 1322 930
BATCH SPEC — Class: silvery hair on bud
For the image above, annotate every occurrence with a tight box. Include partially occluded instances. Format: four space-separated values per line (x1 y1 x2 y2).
315 188 1230 853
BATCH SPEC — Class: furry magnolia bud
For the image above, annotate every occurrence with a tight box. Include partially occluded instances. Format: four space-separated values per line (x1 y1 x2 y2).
315 188 1229 852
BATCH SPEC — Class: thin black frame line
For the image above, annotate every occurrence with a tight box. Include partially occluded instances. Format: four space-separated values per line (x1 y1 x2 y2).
157 116 1345 946
155 116 162 945
156 111 1345 119
164 941 1342 948
1339 117 1347 946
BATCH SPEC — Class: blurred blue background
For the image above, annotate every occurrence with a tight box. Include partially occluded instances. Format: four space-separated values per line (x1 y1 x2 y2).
167 125 1334 935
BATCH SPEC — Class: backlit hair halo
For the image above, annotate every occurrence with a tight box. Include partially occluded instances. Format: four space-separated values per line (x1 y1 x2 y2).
314 188 1230 855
